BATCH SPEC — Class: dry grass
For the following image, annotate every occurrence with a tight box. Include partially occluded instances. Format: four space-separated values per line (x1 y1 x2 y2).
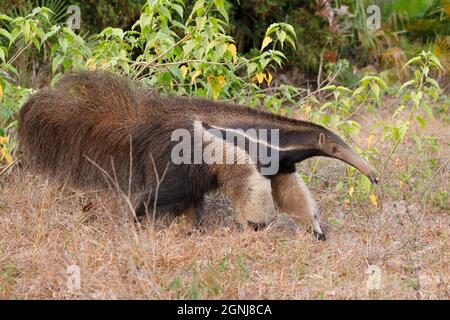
0 108 448 300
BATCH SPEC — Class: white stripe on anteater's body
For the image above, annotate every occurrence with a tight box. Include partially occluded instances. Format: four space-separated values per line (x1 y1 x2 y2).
204 123 301 152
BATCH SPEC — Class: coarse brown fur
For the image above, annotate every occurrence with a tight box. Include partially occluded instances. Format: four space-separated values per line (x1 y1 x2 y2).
18 71 378 238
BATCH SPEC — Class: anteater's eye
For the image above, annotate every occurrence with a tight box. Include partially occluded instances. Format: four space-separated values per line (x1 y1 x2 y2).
332 146 338 153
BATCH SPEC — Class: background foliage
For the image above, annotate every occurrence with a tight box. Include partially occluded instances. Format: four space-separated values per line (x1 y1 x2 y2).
0 0 448 209
2 0 449 82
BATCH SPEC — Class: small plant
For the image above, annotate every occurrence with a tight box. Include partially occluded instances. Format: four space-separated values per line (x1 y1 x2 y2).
432 190 449 211
380 51 444 177
0 261 20 296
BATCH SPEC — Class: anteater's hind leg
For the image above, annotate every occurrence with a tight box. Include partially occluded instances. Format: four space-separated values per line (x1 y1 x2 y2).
134 195 205 228
216 164 275 229
271 173 326 240
134 201 148 222
179 197 205 227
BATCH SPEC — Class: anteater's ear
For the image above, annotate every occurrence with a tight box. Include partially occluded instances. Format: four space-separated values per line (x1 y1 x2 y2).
318 132 326 148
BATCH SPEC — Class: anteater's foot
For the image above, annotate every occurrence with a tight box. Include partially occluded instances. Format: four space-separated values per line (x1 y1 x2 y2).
248 221 267 231
133 206 147 223
186 226 207 236
313 230 327 241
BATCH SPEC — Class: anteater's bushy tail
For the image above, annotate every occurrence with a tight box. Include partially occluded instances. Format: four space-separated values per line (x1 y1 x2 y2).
18 71 148 191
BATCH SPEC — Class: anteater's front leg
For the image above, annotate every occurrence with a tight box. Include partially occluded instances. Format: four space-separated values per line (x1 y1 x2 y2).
271 173 326 240
217 164 275 229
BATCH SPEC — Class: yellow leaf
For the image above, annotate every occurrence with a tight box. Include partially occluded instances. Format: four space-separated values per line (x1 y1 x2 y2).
369 194 378 207
265 72 273 85
255 73 265 84
99 59 110 69
0 135 7 145
180 65 188 78
303 105 311 115
4 152 12 164
399 181 404 189
444 2 450 15
367 134 375 148
1 146 12 164
208 76 222 100
218 75 225 86
0 83 3 102
348 186 355 197
191 70 202 84
343 199 350 209
228 43 237 64
261 36 272 51
86 58 96 70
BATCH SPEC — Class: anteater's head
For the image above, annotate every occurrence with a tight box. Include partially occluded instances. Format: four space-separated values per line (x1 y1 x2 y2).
315 128 379 184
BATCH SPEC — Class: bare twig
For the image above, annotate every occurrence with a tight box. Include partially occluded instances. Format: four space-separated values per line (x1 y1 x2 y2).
423 159 449 193
0 158 19 176
84 155 137 220
149 154 169 224
294 64 342 106
0 42 32 75
317 50 324 99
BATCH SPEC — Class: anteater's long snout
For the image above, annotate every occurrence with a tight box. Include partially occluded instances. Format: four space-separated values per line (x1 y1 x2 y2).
335 146 379 184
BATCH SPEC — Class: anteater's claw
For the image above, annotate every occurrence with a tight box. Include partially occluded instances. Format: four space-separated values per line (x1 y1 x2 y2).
248 221 267 231
314 231 327 241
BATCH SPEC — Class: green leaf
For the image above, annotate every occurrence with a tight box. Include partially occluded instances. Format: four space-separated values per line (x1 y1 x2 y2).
0 28 12 43
422 103 434 120
322 85 337 91
285 35 296 49
41 25 61 44
429 55 444 71
412 91 423 105
247 63 257 76
23 21 31 43
359 175 372 196
215 0 228 22
159 6 172 22
399 79 416 93
191 0 205 18
403 56 421 68
352 86 364 97
336 86 352 94
371 82 380 99
426 78 440 89
416 115 426 128
283 23 297 39
1 63 19 77
0 14 12 22
32 36 40 50
52 55 64 74
277 30 286 46
171 4 184 18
